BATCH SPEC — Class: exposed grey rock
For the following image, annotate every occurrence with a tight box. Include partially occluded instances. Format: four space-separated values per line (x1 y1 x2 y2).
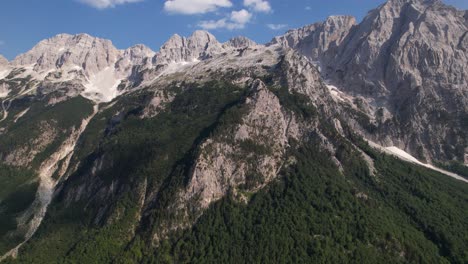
0 55 8 69
325 0 468 161
183 79 296 209
273 0 468 162
12 34 122 77
269 15 356 63
116 44 155 73
224 36 258 49
154 30 225 65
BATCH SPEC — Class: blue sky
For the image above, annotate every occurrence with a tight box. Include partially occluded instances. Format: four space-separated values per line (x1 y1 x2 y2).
0 0 466 60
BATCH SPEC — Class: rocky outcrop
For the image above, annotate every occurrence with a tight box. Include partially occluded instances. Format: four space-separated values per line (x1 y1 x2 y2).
12 34 121 77
0 55 8 69
182 80 299 209
3 121 58 167
154 30 224 65
271 0 468 162
224 36 258 49
324 0 468 161
116 44 155 75
269 15 356 63
0 55 10 81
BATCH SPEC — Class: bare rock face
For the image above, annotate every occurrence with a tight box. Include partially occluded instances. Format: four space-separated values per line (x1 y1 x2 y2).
325 0 468 97
12 34 122 77
273 0 468 162
281 50 333 109
323 0 468 161
224 36 258 49
182 80 298 209
0 55 8 69
154 30 225 65
116 44 155 75
5 34 159 103
269 15 356 62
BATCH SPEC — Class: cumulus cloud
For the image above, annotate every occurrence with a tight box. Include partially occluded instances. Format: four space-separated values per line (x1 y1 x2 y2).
77 0 143 9
199 9 252 30
267 24 287 30
164 0 233 15
230 9 252 24
243 0 271 13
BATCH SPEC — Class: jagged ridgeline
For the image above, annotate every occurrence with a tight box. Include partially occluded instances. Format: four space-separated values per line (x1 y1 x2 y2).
0 0 467 263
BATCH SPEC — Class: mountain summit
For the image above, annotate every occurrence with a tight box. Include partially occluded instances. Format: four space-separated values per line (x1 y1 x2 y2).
274 0 468 162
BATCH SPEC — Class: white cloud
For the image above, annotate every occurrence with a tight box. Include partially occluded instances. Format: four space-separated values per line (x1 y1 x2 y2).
77 0 143 9
0 41 5 46
305 6 311 11
199 9 252 30
230 9 252 24
199 19 230 30
164 0 233 15
267 23 287 30
243 0 271 13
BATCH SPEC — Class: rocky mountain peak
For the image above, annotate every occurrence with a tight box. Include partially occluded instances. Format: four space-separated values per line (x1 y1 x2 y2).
115 44 155 75
12 33 121 76
269 15 356 62
0 55 8 68
162 34 185 48
122 44 155 63
155 30 224 65
225 36 258 49
189 30 218 44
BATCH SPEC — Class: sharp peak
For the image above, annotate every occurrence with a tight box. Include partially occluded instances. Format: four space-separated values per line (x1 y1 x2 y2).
225 36 258 48
190 30 215 37
37 33 115 47
0 54 9 62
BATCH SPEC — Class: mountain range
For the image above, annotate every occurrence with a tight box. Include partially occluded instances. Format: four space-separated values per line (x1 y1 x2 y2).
0 0 467 263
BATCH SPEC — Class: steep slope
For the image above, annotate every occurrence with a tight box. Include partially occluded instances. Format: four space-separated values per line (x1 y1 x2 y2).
0 1 467 262
5 34 157 103
0 56 8 71
154 30 224 65
269 15 356 63
0 56 10 82
224 36 258 49
274 0 468 164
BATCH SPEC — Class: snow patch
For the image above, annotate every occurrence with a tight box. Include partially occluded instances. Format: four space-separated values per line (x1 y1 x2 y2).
368 142 468 184
324 83 356 104
49 65 83 83
143 59 201 86
82 67 122 103
0 69 11 79
13 107 30 123
163 59 200 76
386 147 422 164
326 84 346 102
18 65 53 80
